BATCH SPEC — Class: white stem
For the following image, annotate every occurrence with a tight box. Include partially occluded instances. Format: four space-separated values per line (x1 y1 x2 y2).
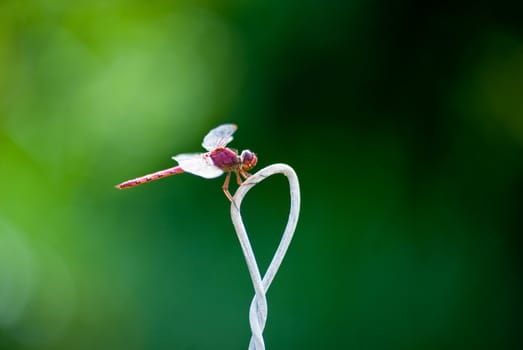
230 164 301 350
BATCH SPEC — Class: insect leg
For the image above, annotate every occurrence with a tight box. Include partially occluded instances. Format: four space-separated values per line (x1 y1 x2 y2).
222 172 234 202
239 169 251 180
235 170 242 185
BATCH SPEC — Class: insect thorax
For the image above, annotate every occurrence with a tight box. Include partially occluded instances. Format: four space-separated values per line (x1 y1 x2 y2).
210 148 241 171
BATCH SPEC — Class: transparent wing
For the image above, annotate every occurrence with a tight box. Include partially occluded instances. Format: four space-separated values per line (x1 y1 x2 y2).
172 153 223 179
201 124 237 151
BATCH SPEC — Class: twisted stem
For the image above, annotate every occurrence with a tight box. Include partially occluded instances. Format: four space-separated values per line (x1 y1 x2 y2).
230 164 301 350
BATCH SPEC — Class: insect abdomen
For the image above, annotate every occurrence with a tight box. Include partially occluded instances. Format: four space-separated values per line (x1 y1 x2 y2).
115 166 184 189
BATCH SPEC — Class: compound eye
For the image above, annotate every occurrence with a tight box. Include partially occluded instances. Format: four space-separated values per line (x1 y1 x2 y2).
241 150 257 170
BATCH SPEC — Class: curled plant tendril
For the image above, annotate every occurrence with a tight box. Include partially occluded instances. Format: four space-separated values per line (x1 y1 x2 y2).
230 163 301 350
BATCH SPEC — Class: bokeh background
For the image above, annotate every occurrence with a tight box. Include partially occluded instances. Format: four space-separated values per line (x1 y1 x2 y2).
1 0 522 349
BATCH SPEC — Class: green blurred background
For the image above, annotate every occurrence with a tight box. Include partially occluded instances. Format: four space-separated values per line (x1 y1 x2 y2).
1 0 522 349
